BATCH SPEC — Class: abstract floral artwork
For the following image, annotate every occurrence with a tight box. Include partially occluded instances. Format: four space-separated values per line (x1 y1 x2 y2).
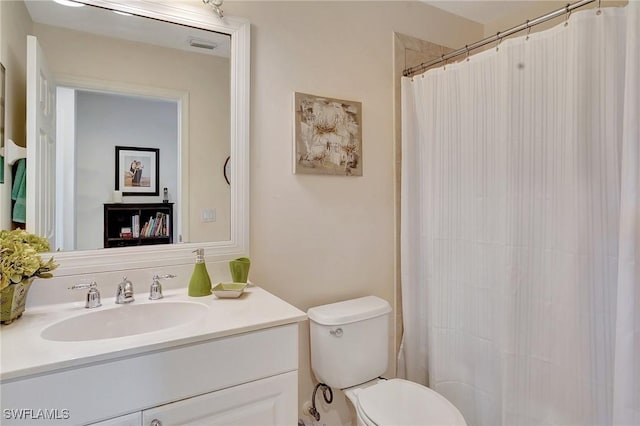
293 92 362 176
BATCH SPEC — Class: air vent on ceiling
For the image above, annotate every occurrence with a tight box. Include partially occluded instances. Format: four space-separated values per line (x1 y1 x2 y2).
188 38 217 50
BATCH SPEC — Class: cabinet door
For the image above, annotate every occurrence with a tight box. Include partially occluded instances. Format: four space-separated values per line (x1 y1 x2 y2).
89 412 142 426
141 371 297 426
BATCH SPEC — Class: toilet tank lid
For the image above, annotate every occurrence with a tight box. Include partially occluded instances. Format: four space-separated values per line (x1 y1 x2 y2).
307 296 391 326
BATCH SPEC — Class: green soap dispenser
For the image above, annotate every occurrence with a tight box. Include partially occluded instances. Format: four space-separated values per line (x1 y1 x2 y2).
188 248 212 296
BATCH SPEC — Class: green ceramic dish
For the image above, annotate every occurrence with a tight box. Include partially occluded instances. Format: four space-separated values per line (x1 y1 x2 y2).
212 282 247 299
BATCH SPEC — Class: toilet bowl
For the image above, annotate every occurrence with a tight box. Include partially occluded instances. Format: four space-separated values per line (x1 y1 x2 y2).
307 296 466 426
344 378 466 426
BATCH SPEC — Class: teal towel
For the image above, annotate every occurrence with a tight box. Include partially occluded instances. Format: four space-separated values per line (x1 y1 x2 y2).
11 159 26 223
0 156 4 184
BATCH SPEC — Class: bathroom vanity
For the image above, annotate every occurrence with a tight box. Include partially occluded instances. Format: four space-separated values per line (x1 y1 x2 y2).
0 0 282 423
0 0 298 422
0 286 306 425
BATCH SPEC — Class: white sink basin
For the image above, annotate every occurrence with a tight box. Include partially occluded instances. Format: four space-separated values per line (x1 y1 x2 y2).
41 301 209 342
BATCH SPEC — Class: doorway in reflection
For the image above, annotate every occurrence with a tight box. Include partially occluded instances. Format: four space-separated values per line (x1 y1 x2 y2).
56 89 179 251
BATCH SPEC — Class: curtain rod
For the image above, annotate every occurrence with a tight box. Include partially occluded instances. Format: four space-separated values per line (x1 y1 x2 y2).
403 0 598 77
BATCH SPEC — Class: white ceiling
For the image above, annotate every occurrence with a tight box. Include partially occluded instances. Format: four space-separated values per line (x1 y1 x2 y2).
423 1 543 25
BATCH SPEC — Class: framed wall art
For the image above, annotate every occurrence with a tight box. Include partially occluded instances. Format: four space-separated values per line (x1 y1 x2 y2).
293 92 362 176
115 146 159 196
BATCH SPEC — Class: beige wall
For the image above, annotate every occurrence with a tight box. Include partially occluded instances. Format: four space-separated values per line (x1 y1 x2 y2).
223 1 483 423
0 0 30 152
240 0 636 425
0 0 32 229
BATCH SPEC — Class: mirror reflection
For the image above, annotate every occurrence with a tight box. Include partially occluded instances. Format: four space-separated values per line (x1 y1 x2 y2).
14 0 231 251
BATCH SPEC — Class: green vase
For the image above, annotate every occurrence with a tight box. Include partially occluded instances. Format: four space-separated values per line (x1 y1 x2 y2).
0 277 35 325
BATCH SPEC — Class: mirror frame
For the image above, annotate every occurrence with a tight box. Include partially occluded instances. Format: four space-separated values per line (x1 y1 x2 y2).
47 0 249 277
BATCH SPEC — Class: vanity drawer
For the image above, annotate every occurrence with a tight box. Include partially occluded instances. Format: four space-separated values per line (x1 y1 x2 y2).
1 324 298 425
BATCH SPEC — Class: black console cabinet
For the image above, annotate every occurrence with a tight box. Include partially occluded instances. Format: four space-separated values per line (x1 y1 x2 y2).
103 203 173 248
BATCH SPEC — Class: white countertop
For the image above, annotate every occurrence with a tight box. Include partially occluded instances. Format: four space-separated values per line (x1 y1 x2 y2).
0 285 307 382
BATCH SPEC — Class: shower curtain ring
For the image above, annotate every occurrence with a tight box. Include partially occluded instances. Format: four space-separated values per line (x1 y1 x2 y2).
564 4 571 26
596 0 602 15
495 32 502 51
441 54 447 70
465 45 470 61
525 20 531 40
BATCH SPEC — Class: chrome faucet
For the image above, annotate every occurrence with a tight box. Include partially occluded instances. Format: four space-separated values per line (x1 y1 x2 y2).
149 274 176 300
115 276 134 304
69 281 102 309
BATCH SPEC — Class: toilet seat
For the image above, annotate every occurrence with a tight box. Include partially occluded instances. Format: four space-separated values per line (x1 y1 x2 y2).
348 379 466 426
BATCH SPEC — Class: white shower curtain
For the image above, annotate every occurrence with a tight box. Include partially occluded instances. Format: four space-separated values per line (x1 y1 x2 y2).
400 4 639 426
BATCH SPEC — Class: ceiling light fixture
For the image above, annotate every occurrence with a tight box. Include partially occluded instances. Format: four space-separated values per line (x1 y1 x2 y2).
52 0 85 7
112 10 133 17
202 0 224 19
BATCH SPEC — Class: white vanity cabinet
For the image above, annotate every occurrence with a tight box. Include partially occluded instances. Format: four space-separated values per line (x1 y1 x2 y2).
140 372 296 426
91 372 296 426
2 323 300 426
89 413 141 426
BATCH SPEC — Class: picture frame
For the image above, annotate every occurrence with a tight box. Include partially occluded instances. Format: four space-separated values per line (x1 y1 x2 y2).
115 146 159 196
293 92 362 176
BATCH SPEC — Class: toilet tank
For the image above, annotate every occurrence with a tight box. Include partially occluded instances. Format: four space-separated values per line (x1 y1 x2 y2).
307 296 392 389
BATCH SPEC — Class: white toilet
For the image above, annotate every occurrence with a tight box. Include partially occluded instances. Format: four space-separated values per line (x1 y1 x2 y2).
307 296 467 426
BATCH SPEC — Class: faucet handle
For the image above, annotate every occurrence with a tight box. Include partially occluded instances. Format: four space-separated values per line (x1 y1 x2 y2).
116 276 135 304
69 281 98 290
69 281 101 309
119 276 133 288
149 274 176 300
153 274 177 281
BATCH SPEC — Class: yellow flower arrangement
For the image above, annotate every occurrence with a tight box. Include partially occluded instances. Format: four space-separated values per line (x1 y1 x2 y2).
0 229 58 291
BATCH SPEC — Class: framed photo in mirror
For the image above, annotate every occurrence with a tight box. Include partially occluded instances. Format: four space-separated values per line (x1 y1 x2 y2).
115 146 159 196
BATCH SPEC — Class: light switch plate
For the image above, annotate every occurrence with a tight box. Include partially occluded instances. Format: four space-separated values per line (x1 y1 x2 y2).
201 208 216 222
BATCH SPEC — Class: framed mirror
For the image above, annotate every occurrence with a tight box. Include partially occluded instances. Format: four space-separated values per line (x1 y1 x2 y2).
15 0 249 276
